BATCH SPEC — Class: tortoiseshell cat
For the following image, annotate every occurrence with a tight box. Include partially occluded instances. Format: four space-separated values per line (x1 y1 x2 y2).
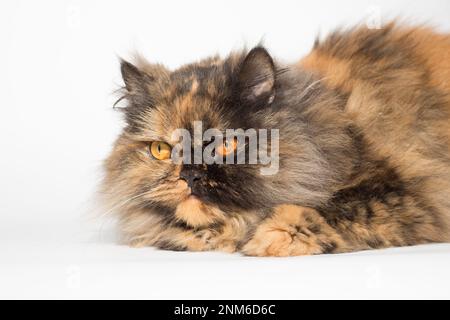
101 23 450 256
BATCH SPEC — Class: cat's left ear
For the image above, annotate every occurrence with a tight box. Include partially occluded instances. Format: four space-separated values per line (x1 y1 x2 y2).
236 47 276 108
119 58 169 107
120 59 157 107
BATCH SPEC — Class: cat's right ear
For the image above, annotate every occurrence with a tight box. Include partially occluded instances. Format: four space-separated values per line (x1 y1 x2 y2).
236 47 276 109
119 59 155 107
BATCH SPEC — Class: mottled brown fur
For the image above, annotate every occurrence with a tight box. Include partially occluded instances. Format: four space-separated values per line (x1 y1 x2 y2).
101 22 450 256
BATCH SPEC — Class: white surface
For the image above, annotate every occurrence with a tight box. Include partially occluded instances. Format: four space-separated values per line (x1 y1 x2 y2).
1 220 450 299
1 0 450 299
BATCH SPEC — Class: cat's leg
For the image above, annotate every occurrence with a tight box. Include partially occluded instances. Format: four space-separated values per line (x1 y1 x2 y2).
241 200 445 257
242 205 349 256
155 224 241 253
120 208 252 253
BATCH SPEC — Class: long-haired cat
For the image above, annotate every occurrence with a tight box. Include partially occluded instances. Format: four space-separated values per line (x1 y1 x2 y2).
101 22 450 256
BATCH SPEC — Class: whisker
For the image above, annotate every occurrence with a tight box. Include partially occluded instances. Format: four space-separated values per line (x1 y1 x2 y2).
100 191 152 218
297 77 328 101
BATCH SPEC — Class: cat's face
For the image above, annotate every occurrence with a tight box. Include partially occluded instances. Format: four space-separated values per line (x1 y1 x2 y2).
103 48 286 226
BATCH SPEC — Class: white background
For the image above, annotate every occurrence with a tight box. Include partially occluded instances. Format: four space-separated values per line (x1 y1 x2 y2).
1 0 450 299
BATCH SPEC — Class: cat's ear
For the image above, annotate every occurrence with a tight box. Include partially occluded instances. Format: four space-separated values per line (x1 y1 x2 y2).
121 59 146 92
120 59 156 107
236 47 276 108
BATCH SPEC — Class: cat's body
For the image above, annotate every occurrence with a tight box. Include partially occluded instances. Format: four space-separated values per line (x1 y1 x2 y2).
102 23 450 256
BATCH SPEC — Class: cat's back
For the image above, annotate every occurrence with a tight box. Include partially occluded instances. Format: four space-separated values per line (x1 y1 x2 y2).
300 22 450 166
300 23 450 137
299 22 450 230
301 23 450 95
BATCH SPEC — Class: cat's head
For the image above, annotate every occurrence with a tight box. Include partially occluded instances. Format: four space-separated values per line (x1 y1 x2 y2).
102 47 342 227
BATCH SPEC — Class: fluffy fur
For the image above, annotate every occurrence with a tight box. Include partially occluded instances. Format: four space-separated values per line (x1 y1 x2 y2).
101 22 450 256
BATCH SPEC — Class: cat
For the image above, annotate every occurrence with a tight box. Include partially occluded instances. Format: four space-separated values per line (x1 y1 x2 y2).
101 22 450 256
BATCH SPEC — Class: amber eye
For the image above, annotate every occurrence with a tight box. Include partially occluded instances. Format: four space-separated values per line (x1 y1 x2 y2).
217 138 237 156
150 141 172 160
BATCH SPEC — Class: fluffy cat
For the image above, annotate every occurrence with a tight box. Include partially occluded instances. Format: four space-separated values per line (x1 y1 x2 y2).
101 22 450 256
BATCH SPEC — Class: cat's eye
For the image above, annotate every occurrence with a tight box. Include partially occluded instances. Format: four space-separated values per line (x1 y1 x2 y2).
217 138 238 156
150 141 172 160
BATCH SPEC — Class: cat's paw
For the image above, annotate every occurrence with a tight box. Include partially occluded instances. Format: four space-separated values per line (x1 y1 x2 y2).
242 205 343 257
172 227 237 253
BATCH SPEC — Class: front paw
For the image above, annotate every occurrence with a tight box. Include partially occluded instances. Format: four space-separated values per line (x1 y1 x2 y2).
242 205 343 257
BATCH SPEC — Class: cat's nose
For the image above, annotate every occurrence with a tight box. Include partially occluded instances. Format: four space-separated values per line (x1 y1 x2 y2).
179 165 206 188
